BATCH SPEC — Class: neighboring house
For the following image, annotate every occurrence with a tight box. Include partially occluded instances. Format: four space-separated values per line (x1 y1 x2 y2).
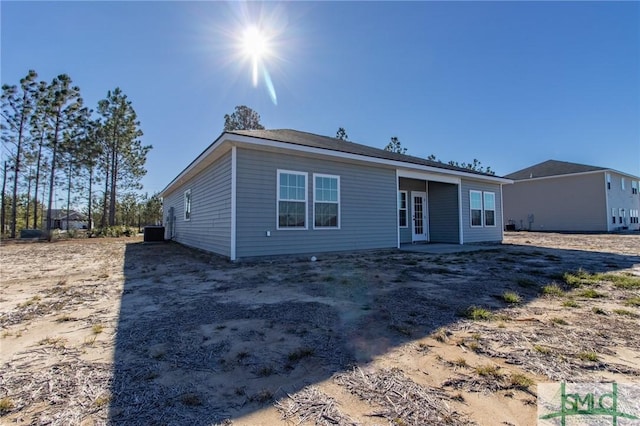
160 129 511 260
45 209 92 230
503 160 640 232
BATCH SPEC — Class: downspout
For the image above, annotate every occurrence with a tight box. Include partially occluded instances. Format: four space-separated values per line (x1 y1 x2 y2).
230 146 237 261
458 183 464 244
500 184 505 242
603 172 610 232
395 169 400 249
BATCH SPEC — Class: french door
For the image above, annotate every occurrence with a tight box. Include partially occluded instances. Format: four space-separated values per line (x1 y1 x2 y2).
411 192 428 242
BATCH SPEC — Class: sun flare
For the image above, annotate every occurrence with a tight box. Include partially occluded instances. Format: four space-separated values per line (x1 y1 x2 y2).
242 26 270 87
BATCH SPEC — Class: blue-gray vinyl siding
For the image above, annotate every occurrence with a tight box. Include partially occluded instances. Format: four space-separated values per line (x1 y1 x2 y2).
162 152 232 257
428 181 460 243
235 148 397 258
461 180 504 243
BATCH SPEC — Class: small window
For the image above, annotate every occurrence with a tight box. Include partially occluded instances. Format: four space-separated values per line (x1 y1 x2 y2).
398 191 408 228
184 189 191 221
619 208 624 224
470 190 482 227
313 174 340 228
278 170 307 229
632 180 638 195
612 208 616 224
483 192 496 227
622 178 625 190
606 173 611 190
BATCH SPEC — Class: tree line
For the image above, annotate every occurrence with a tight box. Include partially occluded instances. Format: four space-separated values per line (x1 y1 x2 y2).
1 70 157 238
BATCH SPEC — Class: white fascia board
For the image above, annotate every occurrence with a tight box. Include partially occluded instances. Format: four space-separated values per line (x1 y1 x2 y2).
160 132 229 198
397 169 461 185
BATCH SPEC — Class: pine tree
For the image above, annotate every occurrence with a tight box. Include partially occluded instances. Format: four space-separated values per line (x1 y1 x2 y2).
44 74 84 238
97 88 150 226
1 70 38 237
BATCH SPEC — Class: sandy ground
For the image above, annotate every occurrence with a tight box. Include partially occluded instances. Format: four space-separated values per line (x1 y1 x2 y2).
1 232 639 425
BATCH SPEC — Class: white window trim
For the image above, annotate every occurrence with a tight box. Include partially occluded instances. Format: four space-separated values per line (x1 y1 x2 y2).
483 191 496 227
313 173 340 230
398 190 408 228
277 169 308 230
184 189 191 221
469 190 483 227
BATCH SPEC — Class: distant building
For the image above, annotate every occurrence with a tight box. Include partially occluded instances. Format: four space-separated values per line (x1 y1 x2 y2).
503 160 640 232
44 209 92 230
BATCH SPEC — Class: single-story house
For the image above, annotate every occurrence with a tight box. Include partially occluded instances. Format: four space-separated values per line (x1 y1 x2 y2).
160 129 512 260
503 160 640 232
45 209 92 230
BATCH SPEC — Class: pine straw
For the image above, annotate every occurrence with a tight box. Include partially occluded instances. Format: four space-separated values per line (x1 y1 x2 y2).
334 367 474 426
1 347 112 425
276 386 357 426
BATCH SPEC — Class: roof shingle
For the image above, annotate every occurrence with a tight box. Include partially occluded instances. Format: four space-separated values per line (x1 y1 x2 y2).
505 160 607 180
230 129 498 177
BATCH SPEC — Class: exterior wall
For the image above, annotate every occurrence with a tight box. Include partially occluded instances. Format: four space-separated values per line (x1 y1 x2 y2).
605 172 640 231
398 178 427 243
461 180 504 243
235 148 398 258
502 172 607 232
427 181 460 243
162 152 232 257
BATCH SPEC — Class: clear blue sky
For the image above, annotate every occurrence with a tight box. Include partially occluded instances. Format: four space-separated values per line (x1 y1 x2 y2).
2 1 639 194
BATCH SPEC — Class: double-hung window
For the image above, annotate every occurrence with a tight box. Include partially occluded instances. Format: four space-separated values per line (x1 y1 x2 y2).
278 170 307 229
398 191 408 227
612 208 616 224
470 190 483 227
483 192 496 227
606 174 611 190
632 181 638 195
622 178 626 190
314 174 340 228
184 189 192 221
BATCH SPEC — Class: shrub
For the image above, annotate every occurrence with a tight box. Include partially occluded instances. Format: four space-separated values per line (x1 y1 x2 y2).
541 284 564 297
502 291 522 304
462 306 493 321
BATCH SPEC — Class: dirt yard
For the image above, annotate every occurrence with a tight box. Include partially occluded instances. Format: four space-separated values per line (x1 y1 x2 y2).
1 232 639 425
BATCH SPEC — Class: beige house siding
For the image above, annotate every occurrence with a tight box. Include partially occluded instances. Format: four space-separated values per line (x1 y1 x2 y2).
503 172 608 232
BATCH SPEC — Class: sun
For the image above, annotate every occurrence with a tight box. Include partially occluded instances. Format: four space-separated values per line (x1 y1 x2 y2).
241 26 271 87
242 26 268 59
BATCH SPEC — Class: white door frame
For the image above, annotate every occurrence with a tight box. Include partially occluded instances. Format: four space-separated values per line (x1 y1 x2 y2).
411 191 428 242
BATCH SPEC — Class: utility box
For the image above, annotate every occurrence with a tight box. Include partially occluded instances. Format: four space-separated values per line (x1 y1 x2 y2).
143 226 165 242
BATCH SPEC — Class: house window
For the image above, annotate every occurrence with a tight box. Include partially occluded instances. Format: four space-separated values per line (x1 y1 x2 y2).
483 192 496 227
470 190 483 227
612 208 616 224
277 170 307 229
313 174 340 228
622 178 625 190
632 180 638 195
184 189 191 221
606 173 611 190
619 208 624 224
398 191 408 228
